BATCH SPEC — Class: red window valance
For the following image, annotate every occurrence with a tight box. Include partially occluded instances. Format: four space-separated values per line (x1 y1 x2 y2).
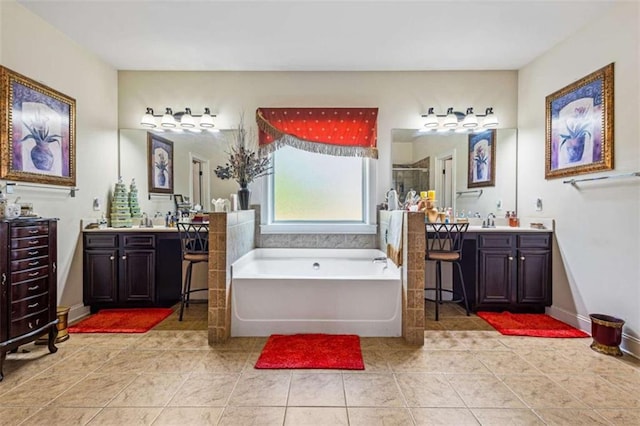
256 107 378 159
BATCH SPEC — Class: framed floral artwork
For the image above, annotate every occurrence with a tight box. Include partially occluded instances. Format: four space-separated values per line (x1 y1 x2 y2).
147 132 174 194
468 129 496 188
545 63 614 179
0 66 76 186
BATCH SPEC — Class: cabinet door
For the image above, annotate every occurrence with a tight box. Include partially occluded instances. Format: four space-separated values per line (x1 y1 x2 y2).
517 248 551 305
119 249 155 302
478 248 515 305
84 249 118 304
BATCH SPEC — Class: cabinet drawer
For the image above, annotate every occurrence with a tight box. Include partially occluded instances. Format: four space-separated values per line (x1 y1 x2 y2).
11 236 49 250
85 234 118 248
11 246 50 261
123 234 155 248
12 277 48 301
11 265 49 283
11 225 49 238
518 234 551 249
11 255 49 271
10 310 51 339
478 234 514 249
11 292 50 319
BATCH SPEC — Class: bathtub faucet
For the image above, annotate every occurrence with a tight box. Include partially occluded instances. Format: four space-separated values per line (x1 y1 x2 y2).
372 256 388 264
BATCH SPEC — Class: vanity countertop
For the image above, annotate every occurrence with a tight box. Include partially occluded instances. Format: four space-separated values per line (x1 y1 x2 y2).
466 225 551 233
84 225 180 233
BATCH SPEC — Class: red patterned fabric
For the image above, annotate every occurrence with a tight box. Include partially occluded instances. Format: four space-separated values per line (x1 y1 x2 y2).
256 107 378 158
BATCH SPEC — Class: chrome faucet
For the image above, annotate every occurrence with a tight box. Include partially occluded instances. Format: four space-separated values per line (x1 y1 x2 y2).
373 256 387 263
483 213 496 228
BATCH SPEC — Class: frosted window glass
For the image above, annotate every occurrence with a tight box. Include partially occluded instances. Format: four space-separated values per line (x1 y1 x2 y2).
273 146 364 222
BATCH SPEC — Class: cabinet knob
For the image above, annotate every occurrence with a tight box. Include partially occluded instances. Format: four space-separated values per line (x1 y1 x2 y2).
109 256 115 261
1 273 5 286
122 255 127 260
520 256 525 261
508 256 514 261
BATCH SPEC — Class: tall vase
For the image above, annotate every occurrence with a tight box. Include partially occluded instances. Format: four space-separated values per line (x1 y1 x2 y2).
238 184 250 210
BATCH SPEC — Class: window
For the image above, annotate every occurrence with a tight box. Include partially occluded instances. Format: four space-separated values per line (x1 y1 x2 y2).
271 146 366 222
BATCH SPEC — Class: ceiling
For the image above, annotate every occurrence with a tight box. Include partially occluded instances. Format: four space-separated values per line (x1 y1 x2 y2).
18 0 617 71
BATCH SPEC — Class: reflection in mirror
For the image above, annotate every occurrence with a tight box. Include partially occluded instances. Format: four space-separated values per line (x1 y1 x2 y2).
391 128 517 218
119 129 239 214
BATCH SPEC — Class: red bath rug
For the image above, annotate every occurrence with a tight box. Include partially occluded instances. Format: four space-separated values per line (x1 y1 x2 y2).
477 311 589 338
255 333 365 370
68 308 173 333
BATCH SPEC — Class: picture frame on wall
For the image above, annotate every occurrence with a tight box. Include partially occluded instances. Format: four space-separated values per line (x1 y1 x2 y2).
545 63 614 179
147 132 174 194
0 66 76 186
468 129 496 188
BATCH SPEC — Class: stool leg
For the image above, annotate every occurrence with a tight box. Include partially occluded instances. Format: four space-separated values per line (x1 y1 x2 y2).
454 262 471 316
179 261 193 321
435 260 442 321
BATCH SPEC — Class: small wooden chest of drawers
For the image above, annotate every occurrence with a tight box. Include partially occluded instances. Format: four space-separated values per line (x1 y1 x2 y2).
0 219 59 381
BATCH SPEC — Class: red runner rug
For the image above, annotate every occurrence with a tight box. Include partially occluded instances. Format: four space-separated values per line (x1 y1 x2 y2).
477 311 589 338
255 334 365 370
68 308 173 333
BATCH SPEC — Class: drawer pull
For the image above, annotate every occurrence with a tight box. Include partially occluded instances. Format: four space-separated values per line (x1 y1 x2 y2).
28 302 39 309
36 318 40 325
28 272 40 277
28 240 39 245
29 321 33 329
1 273 5 286
28 250 39 255
29 230 38 234
53 262 56 273
28 285 39 291
28 261 39 266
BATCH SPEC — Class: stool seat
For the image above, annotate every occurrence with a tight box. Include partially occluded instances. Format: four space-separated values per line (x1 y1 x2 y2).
177 222 209 321
425 222 470 321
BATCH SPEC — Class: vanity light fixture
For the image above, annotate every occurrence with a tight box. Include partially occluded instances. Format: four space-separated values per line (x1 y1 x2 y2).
421 107 499 131
140 107 218 130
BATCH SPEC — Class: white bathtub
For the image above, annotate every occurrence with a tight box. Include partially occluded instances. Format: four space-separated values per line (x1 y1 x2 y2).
230 248 402 337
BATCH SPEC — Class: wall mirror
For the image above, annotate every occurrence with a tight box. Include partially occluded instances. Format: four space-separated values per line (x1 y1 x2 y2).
118 129 239 213
391 128 517 218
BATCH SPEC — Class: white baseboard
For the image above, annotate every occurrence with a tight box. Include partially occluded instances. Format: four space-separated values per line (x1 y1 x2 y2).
546 305 639 359
68 303 91 323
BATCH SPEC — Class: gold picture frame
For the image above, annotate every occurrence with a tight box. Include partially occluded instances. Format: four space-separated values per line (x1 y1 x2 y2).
147 132 174 194
468 129 496 188
0 66 76 186
545 63 614 179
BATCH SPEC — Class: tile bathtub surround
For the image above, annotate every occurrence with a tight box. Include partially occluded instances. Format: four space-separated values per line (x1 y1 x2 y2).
208 211 256 344
404 211 426 346
258 233 377 249
1 331 639 425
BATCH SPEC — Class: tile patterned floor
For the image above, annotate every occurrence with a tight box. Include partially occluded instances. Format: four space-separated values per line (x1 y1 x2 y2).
1 313 639 425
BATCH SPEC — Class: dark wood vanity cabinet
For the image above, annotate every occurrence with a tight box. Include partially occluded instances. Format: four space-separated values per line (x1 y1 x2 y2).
1 219 59 381
474 233 552 312
83 231 181 312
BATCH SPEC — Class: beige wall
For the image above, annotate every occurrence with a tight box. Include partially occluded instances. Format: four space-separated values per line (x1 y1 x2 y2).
0 1 119 320
118 70 518 208
518 2 639 354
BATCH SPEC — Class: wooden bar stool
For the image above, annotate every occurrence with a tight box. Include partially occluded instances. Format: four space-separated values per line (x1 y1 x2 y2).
177 222 209 321
424 222 470 321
